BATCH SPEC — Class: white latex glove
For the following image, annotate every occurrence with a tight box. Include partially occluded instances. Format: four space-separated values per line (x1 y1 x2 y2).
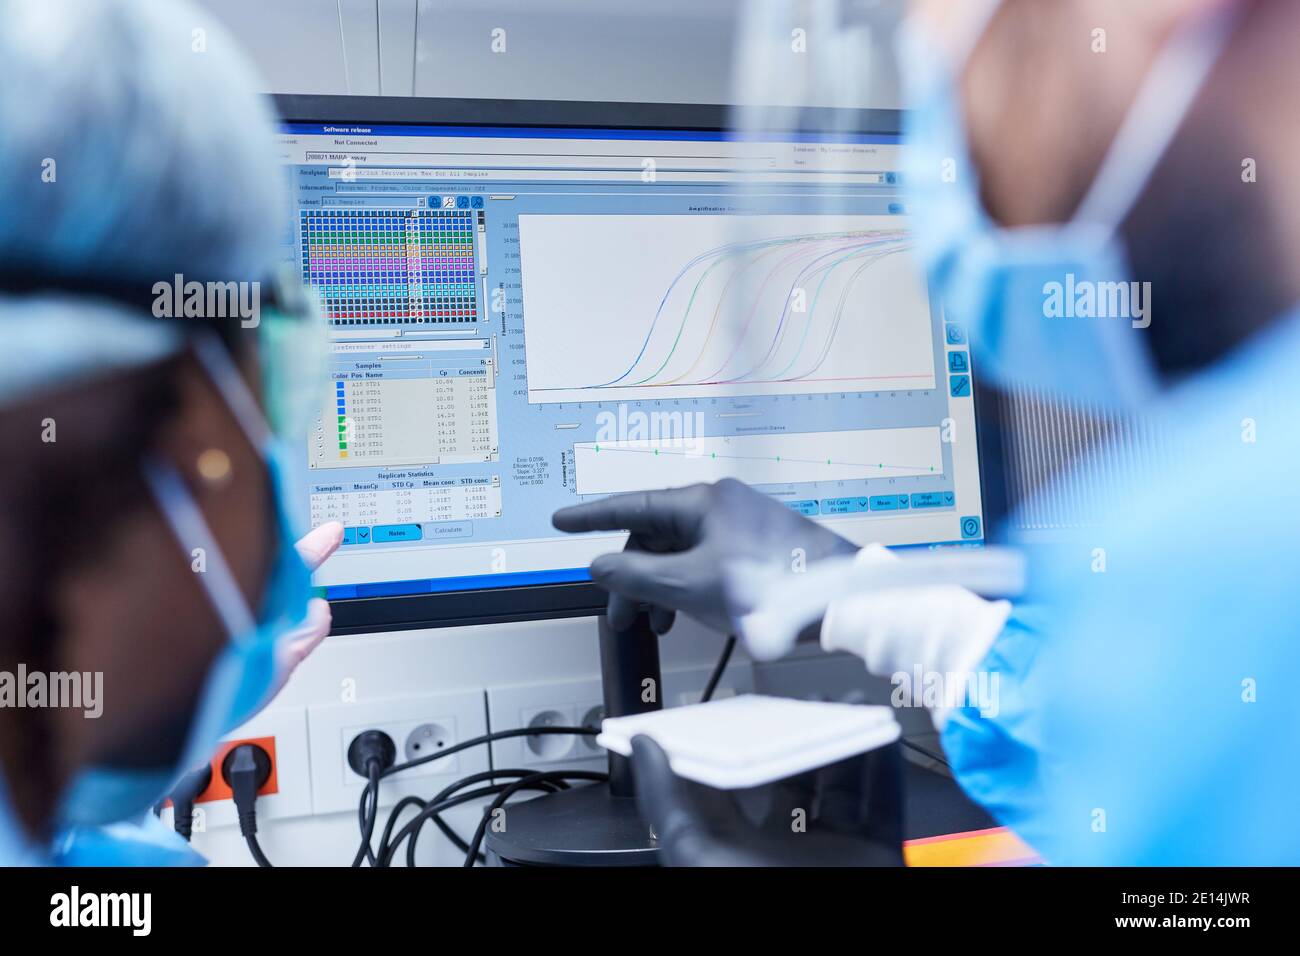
264 521 345 702
820 545 1012 730
729 543 1022 662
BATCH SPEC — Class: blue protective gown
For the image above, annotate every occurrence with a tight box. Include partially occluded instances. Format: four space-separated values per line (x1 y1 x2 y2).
0 768 205 866
944 307 1300 864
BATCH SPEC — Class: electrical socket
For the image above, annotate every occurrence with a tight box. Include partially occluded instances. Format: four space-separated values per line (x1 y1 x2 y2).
179 707 312 834
577 703 606 756
307 688 490 815
487 677 604 771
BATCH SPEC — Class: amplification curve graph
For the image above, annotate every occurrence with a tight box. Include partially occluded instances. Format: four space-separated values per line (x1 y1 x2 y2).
520 214 936 403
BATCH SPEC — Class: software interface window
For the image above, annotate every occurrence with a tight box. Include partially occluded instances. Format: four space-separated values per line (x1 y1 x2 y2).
276 120 984 599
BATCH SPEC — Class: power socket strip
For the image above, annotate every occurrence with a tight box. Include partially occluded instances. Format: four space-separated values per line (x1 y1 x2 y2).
307 688 490 815
175 707 312 834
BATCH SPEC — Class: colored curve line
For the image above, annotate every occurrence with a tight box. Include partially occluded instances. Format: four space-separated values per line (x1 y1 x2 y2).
717 240 906 384
561 230 919 391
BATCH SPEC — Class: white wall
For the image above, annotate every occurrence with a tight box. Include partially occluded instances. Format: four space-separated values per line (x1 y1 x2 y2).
183 0 902 867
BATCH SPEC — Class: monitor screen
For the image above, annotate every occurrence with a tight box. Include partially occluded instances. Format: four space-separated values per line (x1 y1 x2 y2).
273 99 986 629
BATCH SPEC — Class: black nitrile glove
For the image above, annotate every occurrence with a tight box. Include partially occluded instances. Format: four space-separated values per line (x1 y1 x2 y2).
630 734 904 867
552 478 858 634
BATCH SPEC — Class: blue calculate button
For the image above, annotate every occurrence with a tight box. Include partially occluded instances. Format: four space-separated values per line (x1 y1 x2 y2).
425 522 472 540
947 350 970 373
949 374 971 397
427 195 441 208
945 323 966 345
887 202 904 214
785 499 820 516
960 515 982 539
821 497 870 515
372 523 423 543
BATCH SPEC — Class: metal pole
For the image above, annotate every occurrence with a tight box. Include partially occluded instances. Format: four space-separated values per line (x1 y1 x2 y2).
598 610 662 798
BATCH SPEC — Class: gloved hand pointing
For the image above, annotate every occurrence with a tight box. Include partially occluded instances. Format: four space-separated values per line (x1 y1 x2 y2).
552 478 858 634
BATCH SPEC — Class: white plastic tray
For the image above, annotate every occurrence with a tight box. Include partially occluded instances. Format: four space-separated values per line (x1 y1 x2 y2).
597 694 900 790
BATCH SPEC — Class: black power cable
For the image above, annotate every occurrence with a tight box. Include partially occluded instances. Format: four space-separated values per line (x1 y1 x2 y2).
701 635 737 703
244 832 274 869
462 770 608 866
349 632 739 867
416 770 562 866
350 761 385 867
168 764 213 842
377 795 430 861
383 781 571 866
223 744 273 868
354 779 381 867
382 769 568 866
351 724 599 865
385 725 597 780
379 770 553 868
348 731 397 867
382 775 571 867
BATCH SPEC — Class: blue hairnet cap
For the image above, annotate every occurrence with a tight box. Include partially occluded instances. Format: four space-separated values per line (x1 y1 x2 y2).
0 0 284 287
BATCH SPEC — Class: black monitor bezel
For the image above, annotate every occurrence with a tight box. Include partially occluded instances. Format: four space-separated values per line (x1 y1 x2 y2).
272 94 990 635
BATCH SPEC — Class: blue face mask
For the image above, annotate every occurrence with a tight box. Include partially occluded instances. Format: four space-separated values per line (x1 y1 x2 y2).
896 1 1239 410
56 337 314 828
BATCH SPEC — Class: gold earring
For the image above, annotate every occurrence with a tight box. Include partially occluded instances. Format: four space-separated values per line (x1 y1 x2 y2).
196 448 232 486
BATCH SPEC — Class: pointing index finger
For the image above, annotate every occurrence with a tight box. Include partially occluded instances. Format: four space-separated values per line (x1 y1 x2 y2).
552 485 710 537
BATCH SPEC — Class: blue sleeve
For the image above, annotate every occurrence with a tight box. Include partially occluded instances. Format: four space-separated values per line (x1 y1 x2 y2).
49 814 208 867
940 319 1300 865
941 577 1300 865
939 605 1052 854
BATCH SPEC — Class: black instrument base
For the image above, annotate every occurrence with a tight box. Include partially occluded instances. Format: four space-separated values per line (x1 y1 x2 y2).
483 782 659 867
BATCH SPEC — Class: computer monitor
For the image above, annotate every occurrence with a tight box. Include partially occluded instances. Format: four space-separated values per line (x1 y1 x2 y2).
272 96 989 636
